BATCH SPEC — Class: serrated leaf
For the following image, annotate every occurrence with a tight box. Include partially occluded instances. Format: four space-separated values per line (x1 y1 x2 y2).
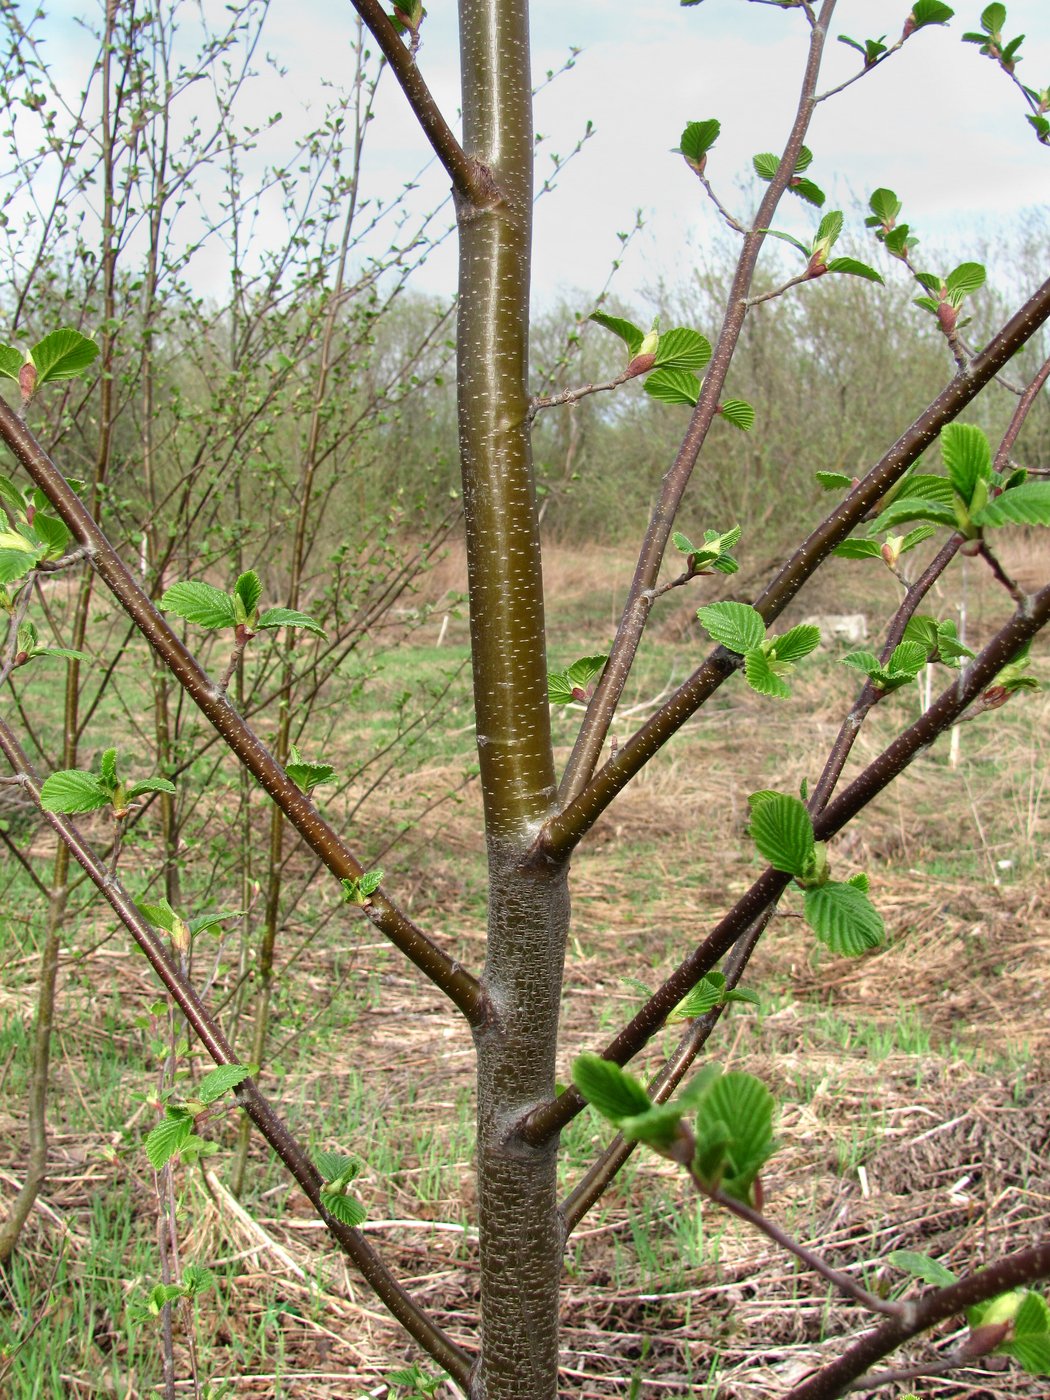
696 601 765 654
31 513 71 557
588 310 645 356
791 178 825 207
549 653 607 704
678 118 720 166
653 327 711 373
234 570 262 620
187 907 244 937
743 648 790 698
804 881 884 955
320 1190 367 1229
944 261 985 299
31 646 90 662
99 748 117 787
315 1151 360 1183
126 777 177 799
643 367 701 407
888 1249 958 1287
0 528 39 555
140 900 179 934
197 1063 250 1105
1001 1292 1050 1374
719 398 755 431
973 482 1050 528
868 187 902 223
668 972 726 1023
618 1102 689 1152
286 761 337 793
0 550 35 582
833 537 883 559
255 607 326 636
39 769 111 813
941 422 992 505
846 871 870 893
692 1070 776 1203
770 624 820 663
748 792 814 877
910 0 955 30
0 344 23 381
871 497 958 534
145 1111 194 1169
752 152 780 181
816 470 855 490
160 581 237 629
181 1264 215 1297
826 257 884 283
814 210 844 249
29 328 100 385
573 1053 652 1123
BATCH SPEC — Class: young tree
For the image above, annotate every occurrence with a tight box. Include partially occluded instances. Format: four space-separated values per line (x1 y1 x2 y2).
1 1 1049 1397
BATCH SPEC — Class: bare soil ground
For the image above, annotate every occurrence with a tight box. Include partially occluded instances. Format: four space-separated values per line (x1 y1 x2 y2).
1 540 1047 1398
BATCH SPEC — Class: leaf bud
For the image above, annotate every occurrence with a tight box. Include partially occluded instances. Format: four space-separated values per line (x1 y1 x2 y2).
18 362 36 403
625 351 656 377
980 684 1009 710
936 299 957 335
880 536 901 567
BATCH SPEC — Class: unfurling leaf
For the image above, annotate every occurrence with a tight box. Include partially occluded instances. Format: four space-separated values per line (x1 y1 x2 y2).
549 653 607 704
748 792 815 877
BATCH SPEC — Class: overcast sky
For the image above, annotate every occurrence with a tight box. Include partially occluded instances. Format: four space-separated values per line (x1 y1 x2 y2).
317 0 1050 309
34 0 1050 313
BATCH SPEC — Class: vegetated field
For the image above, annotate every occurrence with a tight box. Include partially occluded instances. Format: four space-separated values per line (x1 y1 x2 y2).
0 537 1047 1399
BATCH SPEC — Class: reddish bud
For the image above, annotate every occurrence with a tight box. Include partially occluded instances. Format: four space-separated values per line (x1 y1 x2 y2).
960 1320 1012 1358
937 298 957 335
626 352 656 377
18 362 36 403
880 540 898 567
981 685 1009 711
13 649 30 667
807 255 827 278
902 14 916 40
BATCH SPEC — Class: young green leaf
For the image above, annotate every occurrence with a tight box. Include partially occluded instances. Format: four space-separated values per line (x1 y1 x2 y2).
909 1 955 31
39 769 111 814
718 398 755 431
315 1151 361 1185
286 744 338 793
588 310 645 357
842 640 928 692
692 1069 776 1203
0 344 23 381
180 1264 216 1299
672 526 740 575
652 328 711 373
696 601 765 655
126 776 177 800
998 1291 1050 1374
743 648 790 699
29 328 100 385
341 869 384 905
573 1053 653 1123
643 367 701 407
255 606 326 637
196 1064 250 1105
145 1109 195 1170
769 624 820 663
234 569 262 620
973 481 1050 528
941 422 992 505
816 469 855 490
803 881 884 955
677 118 721 170
944 261 986 302
825 257 884 283
888 1249 958 1287
548 653 607 704
320 1190 368 1228
667 972 727 1023
160 581 237 629
748 792 815 877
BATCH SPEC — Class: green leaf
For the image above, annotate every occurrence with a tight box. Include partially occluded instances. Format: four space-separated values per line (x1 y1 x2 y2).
653 327 712 373
126 777 177 799
672 525 741 575
160 581 237 629
825 257 884 283
752 152 780 181
39 769 110 813
643 367 701 407
668 972 727 1023
31 646 90 663
255 607 326 637
573 1053 652 1123
320 1190 367 1229
909 0 955 29
871 497 958 534
0 528 39 556
696 601 765 655
145 1110 194 1170
99 748 117 788
974 482 1050 528
1001 1292 1050 1374
743 648 790 699
813 210 844 250
804 881 884 955
29 328 100 385
187 908 244 937
748 792 814 877
286 759 337 793
181 1264 215 1299
833 537 883 559
234 570 262 621
548 653 607 704
0 344 23 381
692 1069 776 1203
941 423 992 505
944 261 986 302
140 900 179 934
791 178 826 208
196 1064 250 1105
31 513 71 558
888 1249 958 1287
868 187 902 224
315 1151 361 1184
341 869 383 905
816 470 855 490
769 624 820 663
677 118 720 168
588 310 645 356
617 1102 689 1153
719 399 755 431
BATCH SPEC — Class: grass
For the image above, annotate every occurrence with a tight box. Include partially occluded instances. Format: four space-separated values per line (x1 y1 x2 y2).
0 540 1047 1396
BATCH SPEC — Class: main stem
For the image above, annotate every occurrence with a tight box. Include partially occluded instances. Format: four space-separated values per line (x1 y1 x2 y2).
457 2 567 1395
